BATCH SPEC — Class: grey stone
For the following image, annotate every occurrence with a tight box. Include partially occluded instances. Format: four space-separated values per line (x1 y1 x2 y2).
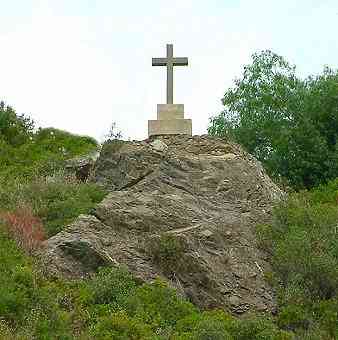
150 139 168 152
149 44 192 137
148 118 192 137
152 44 188 104
41 135 284 315
199 229 214 238
157 104 184 120
229 295 241 306
65 149 100 182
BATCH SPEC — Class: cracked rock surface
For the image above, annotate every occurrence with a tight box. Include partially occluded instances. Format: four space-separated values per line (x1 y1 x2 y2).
41 135 284 315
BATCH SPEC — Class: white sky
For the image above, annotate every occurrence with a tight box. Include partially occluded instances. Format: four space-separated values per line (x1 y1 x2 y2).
1 0 338 141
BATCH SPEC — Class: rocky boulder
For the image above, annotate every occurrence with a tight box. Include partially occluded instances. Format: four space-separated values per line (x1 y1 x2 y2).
65 149 100 182
41 135 284 315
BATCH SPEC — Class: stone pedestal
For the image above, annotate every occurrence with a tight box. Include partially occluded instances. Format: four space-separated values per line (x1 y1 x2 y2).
148 104 192 137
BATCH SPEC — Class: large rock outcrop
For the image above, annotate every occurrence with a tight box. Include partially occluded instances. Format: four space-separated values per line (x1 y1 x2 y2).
41 135 283 315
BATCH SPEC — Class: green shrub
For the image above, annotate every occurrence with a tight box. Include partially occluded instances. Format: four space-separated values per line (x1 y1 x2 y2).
0 228 35 324
0 228 74 337
277 305 312 331
311 299 338 339
147 234 187 275
256 179 338 337
84 267 137 306
310 177 338 204
175 310 235 340
89 311 155 340
233 316 294 340
0 101 34 147
272 196 338 301
125 279 198 331
30 179 106 237
257 191 338 302
34 127 98 159
0 107 98 184
0 177 106 237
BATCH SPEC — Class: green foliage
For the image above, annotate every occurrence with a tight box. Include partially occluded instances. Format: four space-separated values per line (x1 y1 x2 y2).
84 266 137 306
147 234 187 274
0 239 296 339
0 104 105 238
30 178 105 236
124 280 198 331
0 101 34 146
175 310 235 340
0 229 73 338
34 127 98 159
312 299 338 339
0 228 34 323
0 104 98 183
233 316 294 340
0 176 106 237
277 305 312 331
271 195 338 301
174 311 292 340
257 179 338 338
209 50 338 189
89 311 155 340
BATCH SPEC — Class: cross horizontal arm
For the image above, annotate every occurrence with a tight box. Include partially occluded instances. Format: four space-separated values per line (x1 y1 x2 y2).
173 57 188 66
152 44 189 104
152 58 167 66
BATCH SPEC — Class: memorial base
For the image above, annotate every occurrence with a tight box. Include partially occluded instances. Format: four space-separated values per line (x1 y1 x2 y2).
148 119 192 137
148 103 192 137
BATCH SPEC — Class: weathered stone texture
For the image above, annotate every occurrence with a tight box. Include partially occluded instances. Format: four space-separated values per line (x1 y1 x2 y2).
41 135 283 315
148 118 192 137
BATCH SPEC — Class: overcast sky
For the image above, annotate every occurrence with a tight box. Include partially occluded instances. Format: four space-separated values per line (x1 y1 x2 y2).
1 0 338 141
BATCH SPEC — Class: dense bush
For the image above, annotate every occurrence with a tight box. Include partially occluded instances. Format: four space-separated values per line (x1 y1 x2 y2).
0 229 34 324
0 104 105 238
256 179 338 338
89 311 155 340
84 266 137 306
0 101 34 146
0 228 73 338
0 129 97 182
174 310 236 339
0 102 98 183
0 175 106 237
147 234 187 275
208 50 338 190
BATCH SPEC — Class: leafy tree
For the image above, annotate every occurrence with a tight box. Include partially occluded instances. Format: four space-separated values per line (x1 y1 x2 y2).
208 50 338 189
0 101 34 146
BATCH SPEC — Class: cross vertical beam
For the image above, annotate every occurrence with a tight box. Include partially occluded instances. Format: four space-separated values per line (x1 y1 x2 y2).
152 44 188 104
167 44 174 104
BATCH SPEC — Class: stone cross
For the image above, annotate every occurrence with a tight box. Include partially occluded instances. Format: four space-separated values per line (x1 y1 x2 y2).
152 44 188 104
148 44 192 137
